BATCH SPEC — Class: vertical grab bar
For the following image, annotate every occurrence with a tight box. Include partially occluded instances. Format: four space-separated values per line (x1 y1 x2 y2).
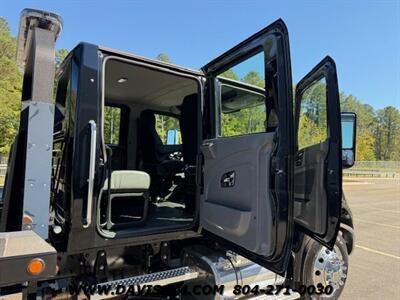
84 120 97 228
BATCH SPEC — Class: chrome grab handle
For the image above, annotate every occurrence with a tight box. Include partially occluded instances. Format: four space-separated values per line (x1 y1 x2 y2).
84 120 97 228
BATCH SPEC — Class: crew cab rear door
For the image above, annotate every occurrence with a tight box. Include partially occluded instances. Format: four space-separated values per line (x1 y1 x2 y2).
200 20 294 275
294 56 342 248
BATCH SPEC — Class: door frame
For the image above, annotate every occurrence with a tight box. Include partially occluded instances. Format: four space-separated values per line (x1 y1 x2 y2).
294 56 342 248
201 19 295 275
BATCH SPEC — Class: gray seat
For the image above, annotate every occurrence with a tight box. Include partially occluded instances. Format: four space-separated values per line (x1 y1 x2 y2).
102 170 151 229
138 110 184 198
104 170 150 191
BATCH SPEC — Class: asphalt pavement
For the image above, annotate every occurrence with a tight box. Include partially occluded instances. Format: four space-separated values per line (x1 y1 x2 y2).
341 178 400 299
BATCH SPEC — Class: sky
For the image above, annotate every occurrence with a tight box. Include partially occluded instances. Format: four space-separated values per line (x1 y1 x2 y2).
1 0 399 109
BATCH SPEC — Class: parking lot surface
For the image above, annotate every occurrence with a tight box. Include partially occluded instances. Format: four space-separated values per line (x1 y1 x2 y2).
341 178 400 299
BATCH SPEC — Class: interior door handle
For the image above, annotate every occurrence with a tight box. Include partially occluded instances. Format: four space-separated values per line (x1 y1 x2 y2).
221 171 235 188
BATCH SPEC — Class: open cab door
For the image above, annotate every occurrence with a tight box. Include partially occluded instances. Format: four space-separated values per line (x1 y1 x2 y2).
200 20 294 275
294 56 342 248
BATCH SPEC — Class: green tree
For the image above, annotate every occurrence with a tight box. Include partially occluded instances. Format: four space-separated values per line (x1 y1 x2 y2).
156 53 171 63
374 106 400 160
155 114 181 144
219 69 238 80
104 106 121 144
55 48 69 69
298 114 326 149
341 94 377 160
242 71 265 88
0 17 22 154
0 17 69 155
220 70 266 136
297 81 328 148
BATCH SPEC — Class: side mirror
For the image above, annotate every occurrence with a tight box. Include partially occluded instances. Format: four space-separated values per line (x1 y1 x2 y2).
166 129 179 145
341 112 357 168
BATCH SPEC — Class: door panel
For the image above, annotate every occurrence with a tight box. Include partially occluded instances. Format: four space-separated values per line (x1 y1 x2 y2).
294 56 342 249
201 133 275 256
294 141 328 235
201 19 294 274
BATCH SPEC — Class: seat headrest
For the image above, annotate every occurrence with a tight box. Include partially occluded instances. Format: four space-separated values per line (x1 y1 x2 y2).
140 110 156 127
182 93 198 109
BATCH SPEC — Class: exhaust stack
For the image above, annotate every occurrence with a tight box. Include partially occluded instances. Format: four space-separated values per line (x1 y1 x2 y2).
16 9 63 71
0 9 63 239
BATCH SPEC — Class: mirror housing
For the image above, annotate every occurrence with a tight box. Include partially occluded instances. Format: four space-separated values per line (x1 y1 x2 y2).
166 129 179 145
341 112 357 168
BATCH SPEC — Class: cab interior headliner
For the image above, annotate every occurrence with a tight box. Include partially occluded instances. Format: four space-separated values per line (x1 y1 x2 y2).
105 59 198 109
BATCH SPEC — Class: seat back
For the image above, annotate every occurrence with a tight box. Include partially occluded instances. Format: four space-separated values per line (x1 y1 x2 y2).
180 94 199 166
107 145 125 170
138 110 164 165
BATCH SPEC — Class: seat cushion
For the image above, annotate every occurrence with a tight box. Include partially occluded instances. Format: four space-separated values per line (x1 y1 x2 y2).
104 170 151 191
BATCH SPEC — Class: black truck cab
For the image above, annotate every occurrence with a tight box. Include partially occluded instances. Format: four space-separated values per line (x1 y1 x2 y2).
0 9 356 300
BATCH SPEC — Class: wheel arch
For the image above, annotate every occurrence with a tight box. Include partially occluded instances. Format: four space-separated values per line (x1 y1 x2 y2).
340 193 355 255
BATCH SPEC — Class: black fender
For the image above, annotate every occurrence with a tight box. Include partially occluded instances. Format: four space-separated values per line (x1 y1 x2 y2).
340 192 355 254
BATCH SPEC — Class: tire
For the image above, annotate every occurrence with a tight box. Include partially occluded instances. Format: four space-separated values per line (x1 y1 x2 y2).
300 234 349 300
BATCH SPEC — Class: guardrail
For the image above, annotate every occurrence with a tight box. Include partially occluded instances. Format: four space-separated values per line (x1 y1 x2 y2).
343 170 398 178
351 161 400 171
345 161 400 178
0 164 7 176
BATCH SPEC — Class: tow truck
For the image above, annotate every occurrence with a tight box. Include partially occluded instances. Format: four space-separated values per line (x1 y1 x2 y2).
0 8 356 299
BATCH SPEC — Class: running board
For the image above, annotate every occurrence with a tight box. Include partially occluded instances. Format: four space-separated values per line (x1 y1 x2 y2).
91 266 199 299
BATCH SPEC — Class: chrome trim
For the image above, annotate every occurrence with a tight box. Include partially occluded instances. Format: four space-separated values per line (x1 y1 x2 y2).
340 223 355 254
312 244 347 296
340 223 354 236
183 246 292 299
84 120 97 228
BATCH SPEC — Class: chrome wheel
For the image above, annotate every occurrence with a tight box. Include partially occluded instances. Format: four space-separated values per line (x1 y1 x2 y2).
312 244 348 293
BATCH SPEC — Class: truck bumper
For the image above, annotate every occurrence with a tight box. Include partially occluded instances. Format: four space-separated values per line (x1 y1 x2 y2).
0 231 57 287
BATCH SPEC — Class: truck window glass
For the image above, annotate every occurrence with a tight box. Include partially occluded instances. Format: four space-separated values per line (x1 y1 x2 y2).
217 52 266 137
104 106 121 145
297 78 328 150
154 113 181 145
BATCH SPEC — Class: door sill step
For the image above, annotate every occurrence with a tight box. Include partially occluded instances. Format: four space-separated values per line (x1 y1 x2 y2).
91 266 198 299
